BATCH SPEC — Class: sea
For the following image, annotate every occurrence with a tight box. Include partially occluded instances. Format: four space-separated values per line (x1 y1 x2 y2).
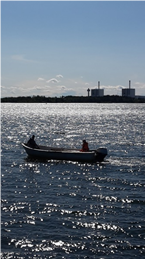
1 103 145 259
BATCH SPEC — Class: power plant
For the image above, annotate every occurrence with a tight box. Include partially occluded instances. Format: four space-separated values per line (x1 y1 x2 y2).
90 81 104 97
122 80 135 97
87 80 135 98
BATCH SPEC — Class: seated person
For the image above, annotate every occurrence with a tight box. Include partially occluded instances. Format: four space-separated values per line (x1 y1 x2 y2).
81 140 89 152
27 135 39 149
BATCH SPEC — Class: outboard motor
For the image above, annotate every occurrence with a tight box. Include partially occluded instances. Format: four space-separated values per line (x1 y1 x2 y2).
95 148 108 162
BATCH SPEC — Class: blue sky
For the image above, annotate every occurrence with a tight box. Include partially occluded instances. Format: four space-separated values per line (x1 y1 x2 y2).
1 1 145 97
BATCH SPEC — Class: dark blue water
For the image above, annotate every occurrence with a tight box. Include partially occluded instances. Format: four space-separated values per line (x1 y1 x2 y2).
1 103 145 258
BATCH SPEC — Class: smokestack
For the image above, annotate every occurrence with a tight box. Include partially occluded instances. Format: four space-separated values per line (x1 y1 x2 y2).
129 80 131 89
98 81 100 89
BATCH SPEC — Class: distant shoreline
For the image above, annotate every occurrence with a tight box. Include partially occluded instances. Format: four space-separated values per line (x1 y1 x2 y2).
1 95 145 103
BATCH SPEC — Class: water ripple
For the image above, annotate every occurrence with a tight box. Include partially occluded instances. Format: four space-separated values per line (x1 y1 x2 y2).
1 103 145 258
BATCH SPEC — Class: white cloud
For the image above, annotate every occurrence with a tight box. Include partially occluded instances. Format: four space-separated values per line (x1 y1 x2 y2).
57 85 66 90
3 75 144 98
11 55 24 61
56 74 63 78
11 55 36 63
0 85 5 89
38 77 45 81
102 84 124 90
46 78 59 83
135 82 145 88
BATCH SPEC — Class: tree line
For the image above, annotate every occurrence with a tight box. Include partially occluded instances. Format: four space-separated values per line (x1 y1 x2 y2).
1 95 145 103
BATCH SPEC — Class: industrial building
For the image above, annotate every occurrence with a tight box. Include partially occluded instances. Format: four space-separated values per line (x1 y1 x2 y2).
90 81 104 97
122 80 135 97
87 80 135 98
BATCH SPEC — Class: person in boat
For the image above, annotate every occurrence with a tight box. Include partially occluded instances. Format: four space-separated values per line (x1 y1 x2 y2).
27 135 39 149
81 140 89 152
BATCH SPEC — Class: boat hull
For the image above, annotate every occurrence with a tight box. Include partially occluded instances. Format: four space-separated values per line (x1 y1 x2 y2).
22 143 107 163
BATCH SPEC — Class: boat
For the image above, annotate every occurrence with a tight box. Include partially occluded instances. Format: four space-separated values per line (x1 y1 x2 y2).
22 143 107 163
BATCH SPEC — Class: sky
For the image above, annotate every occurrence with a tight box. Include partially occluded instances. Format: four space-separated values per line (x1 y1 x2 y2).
1 1 145 98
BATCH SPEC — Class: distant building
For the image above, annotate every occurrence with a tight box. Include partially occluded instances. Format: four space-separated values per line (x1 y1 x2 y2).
91 81 104 97
122 89 135 97
91 89 104 97
87 88 90 97
122 80 135 97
